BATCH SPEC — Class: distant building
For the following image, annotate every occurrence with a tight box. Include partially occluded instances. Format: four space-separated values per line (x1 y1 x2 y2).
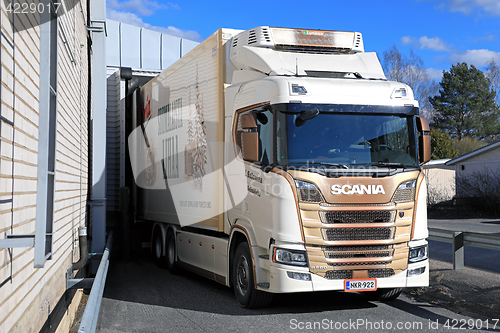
446 141 500 200
422 159 455 204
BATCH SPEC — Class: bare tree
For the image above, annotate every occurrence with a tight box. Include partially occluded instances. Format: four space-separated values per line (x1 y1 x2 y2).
456 169 500 214
382 45 439 122
485 59 500 105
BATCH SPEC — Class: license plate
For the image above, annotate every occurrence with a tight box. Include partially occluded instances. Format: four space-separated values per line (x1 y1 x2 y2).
344 279 377 292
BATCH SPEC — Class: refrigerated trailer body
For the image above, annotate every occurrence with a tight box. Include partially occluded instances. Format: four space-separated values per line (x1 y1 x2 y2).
128 27 431 307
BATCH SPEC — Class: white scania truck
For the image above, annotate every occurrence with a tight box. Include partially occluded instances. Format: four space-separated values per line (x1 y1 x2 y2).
128 26 431 308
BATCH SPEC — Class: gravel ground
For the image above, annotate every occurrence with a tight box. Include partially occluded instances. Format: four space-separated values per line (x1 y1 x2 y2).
405 259 500 320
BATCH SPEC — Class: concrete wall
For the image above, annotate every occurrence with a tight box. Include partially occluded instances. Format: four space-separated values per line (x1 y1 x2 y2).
0 0 90 331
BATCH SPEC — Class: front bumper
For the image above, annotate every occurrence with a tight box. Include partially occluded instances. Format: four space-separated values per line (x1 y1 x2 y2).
265 258 428 293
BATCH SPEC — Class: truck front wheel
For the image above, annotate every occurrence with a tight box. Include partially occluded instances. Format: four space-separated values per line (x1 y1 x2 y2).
232 242 273 308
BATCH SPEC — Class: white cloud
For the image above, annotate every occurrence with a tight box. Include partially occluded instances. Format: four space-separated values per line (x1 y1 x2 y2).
401 36 415 45
426 68 444 80
107 9 201 40
107 10 145 26
418 36 451 52
401 35 451 52
436 0 500 16
107 0 177 16
450 49 500 67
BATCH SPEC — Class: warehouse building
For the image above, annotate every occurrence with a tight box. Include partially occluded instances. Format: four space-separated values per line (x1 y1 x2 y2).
0 0 100 331
0 2 199 330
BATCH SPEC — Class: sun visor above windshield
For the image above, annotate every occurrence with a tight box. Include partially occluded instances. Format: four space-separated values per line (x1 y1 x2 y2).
229 46 386 80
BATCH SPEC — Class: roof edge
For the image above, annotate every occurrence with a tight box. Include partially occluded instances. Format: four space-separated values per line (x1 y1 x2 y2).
445 140 500 165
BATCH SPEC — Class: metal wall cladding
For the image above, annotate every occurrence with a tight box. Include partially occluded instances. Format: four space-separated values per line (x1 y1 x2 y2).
106 20 199 70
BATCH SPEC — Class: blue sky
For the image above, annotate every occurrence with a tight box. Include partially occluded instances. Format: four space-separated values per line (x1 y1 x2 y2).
107 0 500 80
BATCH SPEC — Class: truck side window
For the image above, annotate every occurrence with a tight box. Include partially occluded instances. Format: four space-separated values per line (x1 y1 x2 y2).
235 110 273 166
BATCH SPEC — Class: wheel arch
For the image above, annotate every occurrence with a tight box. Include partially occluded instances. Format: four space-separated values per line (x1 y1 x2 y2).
228 222 257 288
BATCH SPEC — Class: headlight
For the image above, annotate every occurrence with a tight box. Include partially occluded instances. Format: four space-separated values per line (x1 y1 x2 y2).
398 179 417 190
408 245 428 263
294 180 323 202
273 248 308 266
392 179 417 203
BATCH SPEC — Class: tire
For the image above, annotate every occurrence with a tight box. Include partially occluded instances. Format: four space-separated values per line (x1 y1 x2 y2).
153 228 167 268
364 287 403 302
166 230 178 274
232 242 273 308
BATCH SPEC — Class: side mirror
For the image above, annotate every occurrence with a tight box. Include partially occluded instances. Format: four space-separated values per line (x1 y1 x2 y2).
295 108 319 127
416 117 431 164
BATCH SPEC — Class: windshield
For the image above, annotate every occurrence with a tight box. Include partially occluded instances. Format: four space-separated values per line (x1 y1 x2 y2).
276 110 418 169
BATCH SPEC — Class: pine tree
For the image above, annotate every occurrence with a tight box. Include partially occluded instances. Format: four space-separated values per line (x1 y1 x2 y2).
430 128 458 159
430 62 500 140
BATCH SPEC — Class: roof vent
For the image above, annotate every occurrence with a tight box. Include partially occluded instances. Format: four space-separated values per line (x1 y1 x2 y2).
248 30 257 44
352 32 364 53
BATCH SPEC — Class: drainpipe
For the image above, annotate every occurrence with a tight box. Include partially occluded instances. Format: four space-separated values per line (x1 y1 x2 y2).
73 227 88 270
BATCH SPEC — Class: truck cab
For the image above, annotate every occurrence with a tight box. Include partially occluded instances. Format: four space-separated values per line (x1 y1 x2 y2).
224 27 430 303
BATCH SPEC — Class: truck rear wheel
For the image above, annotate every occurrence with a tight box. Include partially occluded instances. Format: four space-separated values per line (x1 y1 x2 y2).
364 287 403 301
153 228 167 268
233 242 273 308
166 230 178 274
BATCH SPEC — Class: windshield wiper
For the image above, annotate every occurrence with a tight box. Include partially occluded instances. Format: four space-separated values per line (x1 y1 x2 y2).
308 162 349 169
366 162 406 168
350 162 407 177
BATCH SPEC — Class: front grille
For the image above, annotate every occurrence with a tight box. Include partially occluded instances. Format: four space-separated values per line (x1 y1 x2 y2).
320 210 395 224
326 251 392 259
323 227 395 241
328 261 391 267
324 245 390 252
368 268 395 278
323 269 395 280
324 270 352 280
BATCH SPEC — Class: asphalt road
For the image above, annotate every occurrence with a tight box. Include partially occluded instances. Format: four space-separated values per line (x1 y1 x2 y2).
96 257 499 333
94 218 500 333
